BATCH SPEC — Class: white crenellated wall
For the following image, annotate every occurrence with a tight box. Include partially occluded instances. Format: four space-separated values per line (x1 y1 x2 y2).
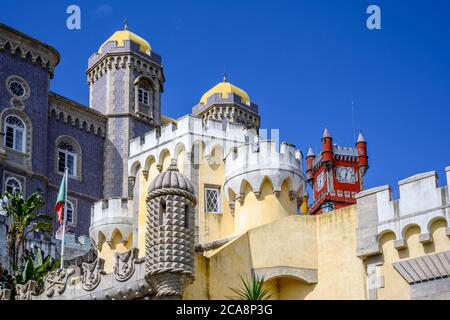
224 141 305 202
128 115 256 175
356 166 450 256
89 198 134 247
128 114 306 202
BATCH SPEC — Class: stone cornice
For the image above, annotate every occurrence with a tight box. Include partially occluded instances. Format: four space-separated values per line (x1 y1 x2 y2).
48 92 106 138
86 52 164 91
0 23 60 78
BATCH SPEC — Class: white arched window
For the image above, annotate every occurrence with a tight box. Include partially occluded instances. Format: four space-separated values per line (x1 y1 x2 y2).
5 177 22 194
58 142 77 177
4 115 25 152
65 201 74 224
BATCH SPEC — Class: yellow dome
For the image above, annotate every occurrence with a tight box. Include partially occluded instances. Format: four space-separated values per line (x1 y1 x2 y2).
200 76 251 106
99 27 151 54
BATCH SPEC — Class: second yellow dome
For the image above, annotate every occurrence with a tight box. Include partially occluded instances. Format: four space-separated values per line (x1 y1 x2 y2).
200 77 251 106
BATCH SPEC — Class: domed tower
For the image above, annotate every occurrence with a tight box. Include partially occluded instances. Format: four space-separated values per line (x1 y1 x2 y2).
87 23 165 199
192 74 260 129
145 160 197 299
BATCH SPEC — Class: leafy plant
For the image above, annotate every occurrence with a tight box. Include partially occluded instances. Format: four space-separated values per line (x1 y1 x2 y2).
1 191 52 274
227 275 272 300
15 248 60 295
0 262 12 290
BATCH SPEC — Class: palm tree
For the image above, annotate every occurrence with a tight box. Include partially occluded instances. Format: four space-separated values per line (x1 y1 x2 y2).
228 275 272 300
1 191 53 275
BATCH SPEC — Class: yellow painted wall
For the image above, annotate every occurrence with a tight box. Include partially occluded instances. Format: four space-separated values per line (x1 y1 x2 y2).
197 145 235 244
234 179 297 235
205 234 254 300
97 232 133 273
377 219 450 300
247 215 317 270
307 206 367 300
186 205 367 300
277 278 316 300
183 255 210 300
263 279 280 300
377 232 409 300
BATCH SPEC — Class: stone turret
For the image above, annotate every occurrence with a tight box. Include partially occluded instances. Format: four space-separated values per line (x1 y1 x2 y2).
145 160 197 299
321 128 333 165
356 132 369 177
306 146 315 185
87 23 164 199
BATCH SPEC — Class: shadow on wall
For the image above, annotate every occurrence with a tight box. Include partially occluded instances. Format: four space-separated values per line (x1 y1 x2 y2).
379 218 449 260
264 277 316 300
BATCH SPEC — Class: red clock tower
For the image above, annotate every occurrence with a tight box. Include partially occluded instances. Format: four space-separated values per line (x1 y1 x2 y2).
306 129 369 215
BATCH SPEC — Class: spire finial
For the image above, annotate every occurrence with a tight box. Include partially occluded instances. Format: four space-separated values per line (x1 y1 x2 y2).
322 128 331 139
223 72 228 83
168 159 179 172
124 18 129 31
357 132 366 143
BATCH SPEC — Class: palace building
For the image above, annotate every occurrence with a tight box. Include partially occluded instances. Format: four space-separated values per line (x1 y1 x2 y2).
0 23 449 300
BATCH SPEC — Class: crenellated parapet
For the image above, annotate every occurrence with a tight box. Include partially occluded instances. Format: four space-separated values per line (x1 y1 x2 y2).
224 140 305 205
356 166 450 258
128 115 257 177
89 198 134 249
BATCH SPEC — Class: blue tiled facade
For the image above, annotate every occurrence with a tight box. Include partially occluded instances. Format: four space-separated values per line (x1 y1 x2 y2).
46 114 104 236
0 22 164 265
0 24 107 240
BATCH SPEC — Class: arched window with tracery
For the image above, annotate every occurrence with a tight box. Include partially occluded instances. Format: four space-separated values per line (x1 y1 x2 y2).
5 177 22 194
4 115 25 152
134 76 154 119
55 136 82 180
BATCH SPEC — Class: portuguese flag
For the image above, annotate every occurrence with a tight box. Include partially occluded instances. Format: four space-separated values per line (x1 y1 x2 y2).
55 171 67 225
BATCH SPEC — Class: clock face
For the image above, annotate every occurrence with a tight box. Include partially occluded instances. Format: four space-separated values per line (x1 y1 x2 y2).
336 166 357 184
315 171 325 191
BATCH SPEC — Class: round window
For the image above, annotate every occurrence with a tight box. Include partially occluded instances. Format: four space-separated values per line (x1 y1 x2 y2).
9 81 25 97
6 76 30 101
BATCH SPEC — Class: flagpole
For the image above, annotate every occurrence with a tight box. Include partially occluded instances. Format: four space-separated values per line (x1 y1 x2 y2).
60 167 68 269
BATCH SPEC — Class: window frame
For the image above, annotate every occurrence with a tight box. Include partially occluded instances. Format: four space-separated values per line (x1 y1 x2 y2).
65 200 74 225
58 143 77 178
204 186 222 214
5 176 22 195
138 85 150 106
4 115 26 153
55 136 82 181
9 80 26 98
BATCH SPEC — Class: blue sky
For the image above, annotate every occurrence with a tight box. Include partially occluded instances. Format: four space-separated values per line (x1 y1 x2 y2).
1 0 449 197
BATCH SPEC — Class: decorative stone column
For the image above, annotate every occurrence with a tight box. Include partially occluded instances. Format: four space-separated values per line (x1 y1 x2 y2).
145 160 197 299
